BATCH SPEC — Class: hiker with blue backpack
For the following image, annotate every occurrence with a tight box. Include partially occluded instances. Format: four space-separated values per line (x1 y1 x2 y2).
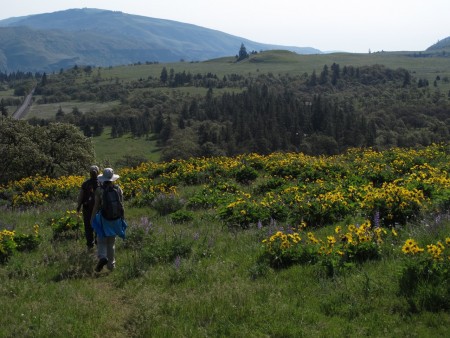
90 167 127 273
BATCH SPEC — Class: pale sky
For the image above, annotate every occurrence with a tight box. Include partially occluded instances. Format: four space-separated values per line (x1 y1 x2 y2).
1 0 449 53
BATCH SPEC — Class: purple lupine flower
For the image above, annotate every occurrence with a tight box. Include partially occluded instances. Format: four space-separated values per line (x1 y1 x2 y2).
257 220 263 230
269 218 276 228
140 216 152 234
373 210 380 228
174 256 181 270
435 214 442 225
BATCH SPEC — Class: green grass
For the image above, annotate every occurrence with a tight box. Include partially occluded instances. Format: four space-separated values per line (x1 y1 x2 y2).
91 127 161 166
26 100 121 119
0 88 15 98
0 88 20 115
99 50 450 87
1 202 449 337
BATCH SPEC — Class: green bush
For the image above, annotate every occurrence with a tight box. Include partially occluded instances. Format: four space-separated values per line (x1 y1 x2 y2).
235 166 258 184
398 239 450 312
0 224 41 263
50 210 82 239
0 229 17 264
139 231 193 268
151 193 184 216
171 210 194 223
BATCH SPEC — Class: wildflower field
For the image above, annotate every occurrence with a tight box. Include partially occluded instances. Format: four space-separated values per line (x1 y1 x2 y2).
1 144 449 337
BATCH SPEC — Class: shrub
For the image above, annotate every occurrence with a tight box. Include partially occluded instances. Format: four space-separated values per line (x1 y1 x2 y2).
235 166 258 184
0 224 40 263
0 230 17 264
14 224 41 251
50 210 82 239
259 221 390 275
151 193 184 216
141 231 193 265
398 237 450 312
171 210 194 223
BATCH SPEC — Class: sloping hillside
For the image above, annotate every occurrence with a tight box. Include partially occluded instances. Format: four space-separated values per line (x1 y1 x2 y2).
0 8 321 72
427 36 450 51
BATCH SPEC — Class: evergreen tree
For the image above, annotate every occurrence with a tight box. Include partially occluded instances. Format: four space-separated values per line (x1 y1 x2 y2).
81 124 92 137
40 72 48 86
92 121 104 137
160 67 168 84
331 63 340 85
154 111 165 134
0 99 8 117
56 106 65 119
160 116 173 143
309 70 317 86
319 65 329 85
402 71 411 87
237 43 249 61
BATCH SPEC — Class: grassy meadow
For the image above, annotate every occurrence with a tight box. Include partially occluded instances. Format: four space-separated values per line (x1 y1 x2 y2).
99 51 450 92
1 51 450 337
26 101 121 120
91 127 161 166
1 145 449 337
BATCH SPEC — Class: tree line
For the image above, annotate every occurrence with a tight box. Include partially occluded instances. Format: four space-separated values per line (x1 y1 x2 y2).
7 62 450 165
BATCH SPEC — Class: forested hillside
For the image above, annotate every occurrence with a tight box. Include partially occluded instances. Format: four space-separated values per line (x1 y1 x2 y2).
1 49 450 184
27 59 450 160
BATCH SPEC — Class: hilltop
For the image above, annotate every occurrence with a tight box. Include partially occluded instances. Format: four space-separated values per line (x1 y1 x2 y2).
427 36 450 52
0 8 320 73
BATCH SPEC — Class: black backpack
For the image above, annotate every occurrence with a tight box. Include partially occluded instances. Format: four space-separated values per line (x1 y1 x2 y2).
101 184 124 220
82 178 100 209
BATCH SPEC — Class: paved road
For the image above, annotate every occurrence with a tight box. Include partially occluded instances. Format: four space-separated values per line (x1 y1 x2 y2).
11 87 35 119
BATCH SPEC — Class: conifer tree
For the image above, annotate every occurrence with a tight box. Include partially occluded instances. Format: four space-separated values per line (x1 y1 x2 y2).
237 43 249 61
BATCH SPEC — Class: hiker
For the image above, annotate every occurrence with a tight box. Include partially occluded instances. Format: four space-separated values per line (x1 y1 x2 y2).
90 167 127 272
76 165 100 250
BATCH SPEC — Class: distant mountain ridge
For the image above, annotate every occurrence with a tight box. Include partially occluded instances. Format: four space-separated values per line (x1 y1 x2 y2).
0 8 321 72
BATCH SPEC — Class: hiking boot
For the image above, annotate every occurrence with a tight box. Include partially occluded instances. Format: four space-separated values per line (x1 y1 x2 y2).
95 257 108 272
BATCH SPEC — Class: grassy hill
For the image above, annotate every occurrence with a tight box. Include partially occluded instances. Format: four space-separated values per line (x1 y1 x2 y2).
1 40 450 337
86 50 450 92
1 144 449 336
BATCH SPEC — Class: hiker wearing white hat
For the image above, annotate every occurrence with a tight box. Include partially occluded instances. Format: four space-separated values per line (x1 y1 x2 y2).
90 168 127 273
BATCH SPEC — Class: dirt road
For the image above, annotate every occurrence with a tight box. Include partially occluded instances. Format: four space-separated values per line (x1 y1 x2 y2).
11 87 35 119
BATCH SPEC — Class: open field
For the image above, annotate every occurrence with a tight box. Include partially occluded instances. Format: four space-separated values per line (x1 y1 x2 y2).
98 51 450 92
26 100 121 120
1 145 449 336
91 127 160 166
